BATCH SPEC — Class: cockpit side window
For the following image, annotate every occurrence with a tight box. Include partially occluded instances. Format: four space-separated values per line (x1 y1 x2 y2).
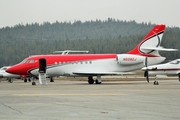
26 60 31 63
29 60 34 63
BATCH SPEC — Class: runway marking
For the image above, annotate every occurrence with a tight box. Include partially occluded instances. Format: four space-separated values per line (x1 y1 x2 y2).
13 93 126 96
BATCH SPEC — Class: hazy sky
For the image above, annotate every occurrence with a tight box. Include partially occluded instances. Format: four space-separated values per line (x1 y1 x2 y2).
0 0 180 28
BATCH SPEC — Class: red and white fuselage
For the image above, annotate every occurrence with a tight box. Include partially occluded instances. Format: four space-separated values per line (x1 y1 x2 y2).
6 24 177 84
7 54 165 77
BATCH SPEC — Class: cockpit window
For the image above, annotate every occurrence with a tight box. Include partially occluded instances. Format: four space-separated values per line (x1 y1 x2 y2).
21 59 34 63
0 67 7 70
169 60 180 64
26 60 31 63
29 60 34 63
21 59 27 63
26 60 34 63
2 68 7 70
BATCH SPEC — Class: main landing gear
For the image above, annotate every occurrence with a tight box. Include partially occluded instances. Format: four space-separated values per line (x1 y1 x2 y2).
7 78 13 83
50 77 54 82
88 75 102 84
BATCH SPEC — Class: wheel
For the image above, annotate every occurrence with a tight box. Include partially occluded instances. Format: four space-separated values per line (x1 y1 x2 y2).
88 76 94 84
50 77 54 82
154 80 159 85
32 82 36 85
28 78 31 82
8 78 13 83
95 79 101 84
88 79 94 84
24 79 27 82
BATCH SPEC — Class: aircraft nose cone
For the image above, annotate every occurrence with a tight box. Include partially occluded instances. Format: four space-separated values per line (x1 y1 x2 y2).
6 67 15 74
6 66 21 74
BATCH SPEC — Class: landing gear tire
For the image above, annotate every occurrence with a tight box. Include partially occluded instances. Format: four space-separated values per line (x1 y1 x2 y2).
28 78 31 82
32 82 36 85
95 79 101 84
24 79 27 82
88 79 94 84
8 78 13 83
88 76 94 84
154 80 159 85
50 77 54 82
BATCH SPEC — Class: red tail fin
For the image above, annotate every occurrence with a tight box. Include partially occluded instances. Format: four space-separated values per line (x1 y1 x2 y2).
127 24 165 56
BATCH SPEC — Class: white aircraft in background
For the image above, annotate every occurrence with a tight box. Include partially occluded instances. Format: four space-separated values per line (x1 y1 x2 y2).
0 66 32 83
0 66 20 83
6 24 178 85
142 59 180 85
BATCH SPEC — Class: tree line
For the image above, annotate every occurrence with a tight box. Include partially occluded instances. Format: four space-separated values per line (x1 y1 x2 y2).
0 18 180 67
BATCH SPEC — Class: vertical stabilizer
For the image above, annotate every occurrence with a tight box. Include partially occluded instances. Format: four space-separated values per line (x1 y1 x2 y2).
127 24 165 56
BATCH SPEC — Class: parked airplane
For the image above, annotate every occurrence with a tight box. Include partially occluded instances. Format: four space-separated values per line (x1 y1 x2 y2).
142 59 180 84
6 24 177 85
0 66 20 83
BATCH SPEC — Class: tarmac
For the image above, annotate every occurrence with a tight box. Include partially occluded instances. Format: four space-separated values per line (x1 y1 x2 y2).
0 78 180 120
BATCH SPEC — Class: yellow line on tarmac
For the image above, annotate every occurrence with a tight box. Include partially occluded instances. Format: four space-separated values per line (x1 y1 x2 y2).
13 93 126 96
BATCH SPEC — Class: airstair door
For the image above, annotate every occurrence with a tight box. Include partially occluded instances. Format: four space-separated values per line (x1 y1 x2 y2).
39 58 47 85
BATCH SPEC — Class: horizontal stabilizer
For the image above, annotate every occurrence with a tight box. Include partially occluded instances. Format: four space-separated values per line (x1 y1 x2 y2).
141 46 178 51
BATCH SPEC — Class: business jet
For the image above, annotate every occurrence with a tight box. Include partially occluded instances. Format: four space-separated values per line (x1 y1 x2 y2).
0 66 20 83
6 24 177 85
142 59 180 85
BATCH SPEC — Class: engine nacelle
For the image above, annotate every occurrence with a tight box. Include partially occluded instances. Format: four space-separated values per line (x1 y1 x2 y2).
116 54 145 65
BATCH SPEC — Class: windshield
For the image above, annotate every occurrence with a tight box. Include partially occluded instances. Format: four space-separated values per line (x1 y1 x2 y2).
21 59 35 63
169 60 180 64
0 67 7 70
21 59 28 63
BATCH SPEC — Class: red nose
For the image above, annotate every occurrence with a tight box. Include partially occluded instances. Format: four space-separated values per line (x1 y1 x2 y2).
6 65 26 75
6 66 18 74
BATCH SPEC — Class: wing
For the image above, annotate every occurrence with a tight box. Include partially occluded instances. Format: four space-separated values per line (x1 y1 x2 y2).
73 71 134 76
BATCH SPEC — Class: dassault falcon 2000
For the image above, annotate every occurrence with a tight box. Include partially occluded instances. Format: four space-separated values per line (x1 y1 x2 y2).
6 24 177 85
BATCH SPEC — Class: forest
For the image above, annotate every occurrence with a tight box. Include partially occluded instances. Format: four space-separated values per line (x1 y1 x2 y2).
0 18 180 67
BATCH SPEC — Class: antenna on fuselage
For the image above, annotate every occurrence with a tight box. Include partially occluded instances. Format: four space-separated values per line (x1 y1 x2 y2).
53 50 89 55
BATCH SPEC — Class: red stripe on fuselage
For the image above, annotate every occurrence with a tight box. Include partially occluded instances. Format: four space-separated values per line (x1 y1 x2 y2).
30 54 117 64
6 54 117 75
